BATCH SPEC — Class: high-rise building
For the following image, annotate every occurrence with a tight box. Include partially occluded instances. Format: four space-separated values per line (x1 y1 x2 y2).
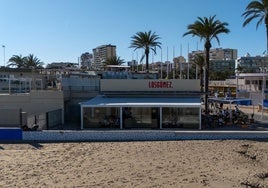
188 48 238 62
92 44 116 70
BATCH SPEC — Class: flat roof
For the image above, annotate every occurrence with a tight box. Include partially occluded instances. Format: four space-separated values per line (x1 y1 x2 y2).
106 65 130 68
81 95 201 108
239 73 268 77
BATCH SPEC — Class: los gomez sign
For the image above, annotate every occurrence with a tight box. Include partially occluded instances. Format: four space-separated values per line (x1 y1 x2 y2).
148 81 173 88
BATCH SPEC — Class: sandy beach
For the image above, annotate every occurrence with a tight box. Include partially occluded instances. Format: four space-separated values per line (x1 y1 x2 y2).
0 140 267 188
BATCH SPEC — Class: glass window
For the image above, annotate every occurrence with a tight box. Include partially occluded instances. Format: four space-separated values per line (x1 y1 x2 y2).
162 107 181 128
123 107 159 129
162 107 199 129
83 107 120 129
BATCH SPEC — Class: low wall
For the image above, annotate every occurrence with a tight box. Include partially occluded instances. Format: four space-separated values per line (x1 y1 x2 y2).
0 109 21 127
0 128 22 140
0 91 63 117
23 130 268 142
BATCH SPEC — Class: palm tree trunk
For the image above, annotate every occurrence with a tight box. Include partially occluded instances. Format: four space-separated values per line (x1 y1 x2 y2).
204 41 211 115
200 77 203 92
200 68 204 93
145 47 149 73
146 53 149 73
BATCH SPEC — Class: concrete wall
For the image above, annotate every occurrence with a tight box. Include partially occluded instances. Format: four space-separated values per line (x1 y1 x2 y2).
0 109 21 127
0 91 63 116
0 91 64 126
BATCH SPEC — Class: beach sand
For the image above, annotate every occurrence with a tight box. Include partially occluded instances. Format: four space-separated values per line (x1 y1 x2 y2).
0 140 268 187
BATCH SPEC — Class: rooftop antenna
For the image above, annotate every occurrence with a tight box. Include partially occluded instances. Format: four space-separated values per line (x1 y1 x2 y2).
173 46 175 79
167 46 169 76
2 45 5 67
180 44 182 79
161 48 163 79
132 52 134 71
136 51 139 72
187 43 190 79
167 46 169 61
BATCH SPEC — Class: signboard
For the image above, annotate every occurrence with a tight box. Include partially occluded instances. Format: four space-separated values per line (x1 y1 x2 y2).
100 79 200 92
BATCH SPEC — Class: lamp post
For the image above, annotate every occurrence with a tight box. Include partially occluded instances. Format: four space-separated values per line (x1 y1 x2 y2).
236 73 238 98
261 67 264 121
235 63 242 99
2 45 5 67
261 65 268 121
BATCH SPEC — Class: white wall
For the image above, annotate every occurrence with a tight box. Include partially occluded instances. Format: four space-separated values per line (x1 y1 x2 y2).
101 79 200 92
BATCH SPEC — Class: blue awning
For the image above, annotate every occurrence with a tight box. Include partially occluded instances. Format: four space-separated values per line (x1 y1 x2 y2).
263 100 268 108
208 97 252 106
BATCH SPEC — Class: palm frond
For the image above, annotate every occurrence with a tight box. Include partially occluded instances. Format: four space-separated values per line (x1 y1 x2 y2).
104 56 125 66
140 54 145 64
129 30 161 72
242 0 268 28
183 15 229 45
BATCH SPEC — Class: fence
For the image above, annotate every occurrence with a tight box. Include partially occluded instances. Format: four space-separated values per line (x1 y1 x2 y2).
46 109 62 129
27 114 46 130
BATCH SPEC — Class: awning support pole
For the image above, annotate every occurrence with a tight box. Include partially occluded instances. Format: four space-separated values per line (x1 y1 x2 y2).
120 107 123 129
199 107 201 130
80 106 84 130
160 107 162 129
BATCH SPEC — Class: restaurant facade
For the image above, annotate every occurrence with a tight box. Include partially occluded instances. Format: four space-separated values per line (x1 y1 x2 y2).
80 79 202 129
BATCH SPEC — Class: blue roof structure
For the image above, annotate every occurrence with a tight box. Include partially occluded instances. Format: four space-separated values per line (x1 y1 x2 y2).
208 97 252 106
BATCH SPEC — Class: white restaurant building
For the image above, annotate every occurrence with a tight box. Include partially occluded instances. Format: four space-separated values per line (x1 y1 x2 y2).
80 79 202 129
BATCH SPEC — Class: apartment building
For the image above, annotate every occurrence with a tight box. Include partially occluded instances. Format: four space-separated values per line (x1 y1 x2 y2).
188 48 238 62
92 44 116 70
210 59 235 73
236 55 268 73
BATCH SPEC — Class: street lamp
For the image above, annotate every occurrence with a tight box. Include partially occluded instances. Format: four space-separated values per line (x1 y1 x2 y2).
236 71 239 99
261 65 268 121
2 45 5 67
235 63 242 99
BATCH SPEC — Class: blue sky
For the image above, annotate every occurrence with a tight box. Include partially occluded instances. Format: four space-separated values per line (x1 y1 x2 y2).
0 0 265 66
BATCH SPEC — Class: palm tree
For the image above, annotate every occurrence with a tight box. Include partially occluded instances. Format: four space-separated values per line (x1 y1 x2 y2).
192 54 205 92
130 31 161 73
183 15 230 114
24 54 44 69
7 55 26 68
236 64 244 74
242 0 268 53
104 56 125 66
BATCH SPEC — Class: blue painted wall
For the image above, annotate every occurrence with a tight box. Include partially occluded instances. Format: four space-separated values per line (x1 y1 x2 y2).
0 128 22 140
